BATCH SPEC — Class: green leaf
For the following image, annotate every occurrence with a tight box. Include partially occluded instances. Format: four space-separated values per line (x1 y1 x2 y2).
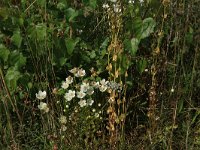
89 0 97 9
178 98 184 113
65 38 80 55
66 8 79 22
100 49 107 59
37 0 46 7
59 57 67 66
28 24 46 42
57 2 67 10
35 24 47 41
185 26 194 45
100 37 109 50
141 18 156 39
137 58 147 74
0 7 9 20
130 38 140 56
11 30 22 48
0 44 10 63
120 54 130 74
8 51 26 69
133 17 156 40
5 67 21 92
124 38 140 56
89 50 96 59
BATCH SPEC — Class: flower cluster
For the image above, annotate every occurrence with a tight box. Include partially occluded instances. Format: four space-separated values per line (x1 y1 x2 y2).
36 90 49 113
64 90 75 101
61 76 73 89
69 67 86 77
107 81 122 91
59 115 67 131
60 68 122 110
35 67 124 129
102 1 121 13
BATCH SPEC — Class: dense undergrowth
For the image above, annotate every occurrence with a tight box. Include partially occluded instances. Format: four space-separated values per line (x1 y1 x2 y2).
0 0 200 149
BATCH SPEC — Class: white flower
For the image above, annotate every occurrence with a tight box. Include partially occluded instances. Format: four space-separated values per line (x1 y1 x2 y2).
94 113 99 118
75 68 86 77
92 109 96 112
113 4 121 13
80 82 90 92
110 0 117 2
171 88 174 93
139 0 144 3
99 85 108 92
61 125 67 131
103 3 109 9
66 76 73 84
64 90 75 101
59 115 67 124
77 91 86 99
38 102 49 113
61 81 69 89
99 79 108 92
69 67 78 74
92 81 100 89
78 99 87 107
87 99 94 106
100 79 108 86
87 87 94 95
128 0 134 3
36 90 47 100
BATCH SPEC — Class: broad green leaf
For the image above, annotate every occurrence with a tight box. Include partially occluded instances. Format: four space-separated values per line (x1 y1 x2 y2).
124 38 140 56
140 18 156 39
0 44 10 63
133 17 156 40
29 24 46 42
11 30 22 48
130 38 140 56
66 8 79 22
65 38 80 55
5 67 21 92
8 51 26 69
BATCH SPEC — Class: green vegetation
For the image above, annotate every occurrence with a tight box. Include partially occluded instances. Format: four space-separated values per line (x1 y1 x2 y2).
0 0 199 149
